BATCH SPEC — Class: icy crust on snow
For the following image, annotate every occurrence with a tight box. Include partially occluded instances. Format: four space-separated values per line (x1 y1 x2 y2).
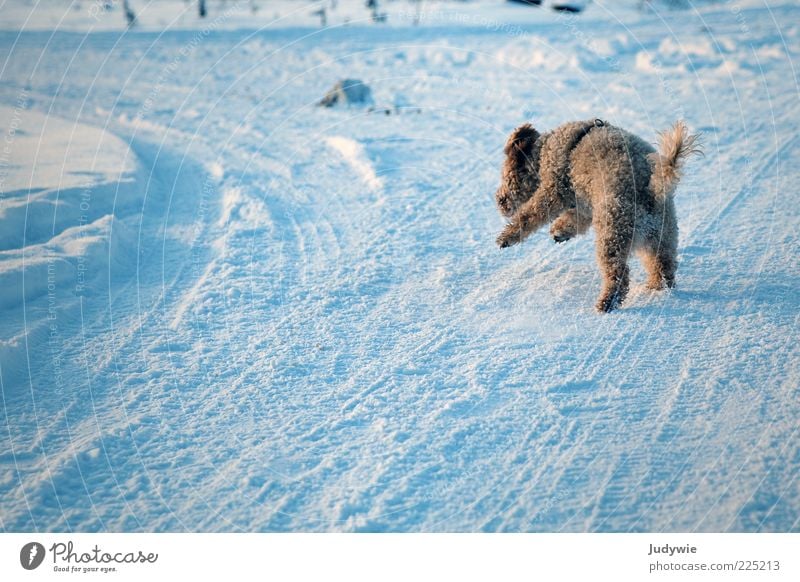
0 0 798 532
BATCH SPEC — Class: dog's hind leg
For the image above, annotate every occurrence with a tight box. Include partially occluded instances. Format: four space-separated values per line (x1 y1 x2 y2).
594 211 633 313
640 202 679 289
640 237 678 290
550 206 592 243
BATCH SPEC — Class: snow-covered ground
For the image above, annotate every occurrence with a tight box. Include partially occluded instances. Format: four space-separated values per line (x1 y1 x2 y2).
1 0 798 532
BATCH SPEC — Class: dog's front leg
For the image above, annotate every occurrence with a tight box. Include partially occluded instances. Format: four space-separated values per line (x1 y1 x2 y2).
549 205 593 243
496 191 564 248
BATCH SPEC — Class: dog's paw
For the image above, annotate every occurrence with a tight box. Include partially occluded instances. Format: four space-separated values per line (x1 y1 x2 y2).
595 297 618 313
549 217 577 244
551 229 573 244
496 224 523 248
595 291 625 313
645 275 676 291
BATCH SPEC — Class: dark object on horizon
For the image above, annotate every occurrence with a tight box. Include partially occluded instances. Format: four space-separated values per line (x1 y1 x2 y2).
366 0 388 23
318 79 374 108
199 0 207 18
506 0 542 6
552 3 583 13
122 0 136 26
312 7 327 26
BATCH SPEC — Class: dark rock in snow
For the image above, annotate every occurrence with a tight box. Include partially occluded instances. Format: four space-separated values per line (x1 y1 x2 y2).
552 5 581 13
319 79 374 108
552 1 586 13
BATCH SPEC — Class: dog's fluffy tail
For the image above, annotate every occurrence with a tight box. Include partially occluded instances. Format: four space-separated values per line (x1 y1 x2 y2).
649 121 702 200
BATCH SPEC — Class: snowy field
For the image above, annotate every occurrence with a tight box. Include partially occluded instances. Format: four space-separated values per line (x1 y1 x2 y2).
1 0 798 532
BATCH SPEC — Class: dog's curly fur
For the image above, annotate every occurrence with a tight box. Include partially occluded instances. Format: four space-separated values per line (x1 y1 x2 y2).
494 119 701 312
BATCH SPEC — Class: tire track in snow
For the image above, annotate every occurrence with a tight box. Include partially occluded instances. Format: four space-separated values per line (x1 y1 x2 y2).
612 120 800 531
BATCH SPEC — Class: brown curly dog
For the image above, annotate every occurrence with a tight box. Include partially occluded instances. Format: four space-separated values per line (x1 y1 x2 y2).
495 119 701 312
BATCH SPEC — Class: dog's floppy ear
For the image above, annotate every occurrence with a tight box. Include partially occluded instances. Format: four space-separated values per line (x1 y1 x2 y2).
504 123 540 158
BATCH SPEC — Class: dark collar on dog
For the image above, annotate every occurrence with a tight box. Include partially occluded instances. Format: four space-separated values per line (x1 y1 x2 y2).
575 118 605 143
562 119 606 206
565 119 606 159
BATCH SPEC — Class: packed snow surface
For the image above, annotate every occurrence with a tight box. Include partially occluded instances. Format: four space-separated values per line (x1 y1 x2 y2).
1 0 798 531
